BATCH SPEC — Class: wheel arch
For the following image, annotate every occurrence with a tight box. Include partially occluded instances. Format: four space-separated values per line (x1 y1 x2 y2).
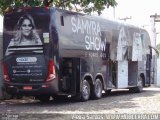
95 73 105 90
82 73 94 90
139 73 145 87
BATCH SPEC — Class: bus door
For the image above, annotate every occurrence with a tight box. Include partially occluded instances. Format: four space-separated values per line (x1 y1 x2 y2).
147 46 159 85
60 58 80 94
109 61 128 88
109 61 117 88
146 54 151 85
117 61 128 88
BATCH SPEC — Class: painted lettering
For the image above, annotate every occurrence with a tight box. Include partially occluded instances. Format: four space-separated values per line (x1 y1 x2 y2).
71 17 101 36
85 36 90 50
85 36 106 51
101 38 106 51
71 16 106 53
71 17 77 33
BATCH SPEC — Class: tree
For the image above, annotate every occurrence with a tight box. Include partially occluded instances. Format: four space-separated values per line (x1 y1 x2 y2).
157 43 160 51
0 0 117 15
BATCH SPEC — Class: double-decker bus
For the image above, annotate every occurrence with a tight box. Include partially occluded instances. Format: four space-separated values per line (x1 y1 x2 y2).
3 7 155 102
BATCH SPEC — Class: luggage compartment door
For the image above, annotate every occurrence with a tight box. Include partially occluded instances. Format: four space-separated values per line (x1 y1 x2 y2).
60 58 80 94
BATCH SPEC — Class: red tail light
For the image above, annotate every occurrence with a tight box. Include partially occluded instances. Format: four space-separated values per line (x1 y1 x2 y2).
3 63 10 82
46 60 56 82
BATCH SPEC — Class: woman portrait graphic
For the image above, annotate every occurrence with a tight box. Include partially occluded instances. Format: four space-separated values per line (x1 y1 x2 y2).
5 14 42 56
116 27 128 61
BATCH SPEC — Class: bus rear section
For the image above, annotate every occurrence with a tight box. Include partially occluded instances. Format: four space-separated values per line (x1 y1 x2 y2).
3 7 58 97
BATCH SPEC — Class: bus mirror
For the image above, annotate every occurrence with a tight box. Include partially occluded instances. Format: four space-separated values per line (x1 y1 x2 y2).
149 45 159 58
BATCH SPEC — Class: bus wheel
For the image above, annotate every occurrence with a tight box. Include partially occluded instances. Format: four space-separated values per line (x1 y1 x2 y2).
91 79 102 99
81 80 90 102
136 76 143 93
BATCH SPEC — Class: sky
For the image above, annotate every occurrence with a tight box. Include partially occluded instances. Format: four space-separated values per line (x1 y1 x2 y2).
101 0 160 45
0 0 160 44
102 0 160 25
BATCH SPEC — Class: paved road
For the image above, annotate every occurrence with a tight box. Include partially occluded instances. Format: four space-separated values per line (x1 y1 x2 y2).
0 87 160 120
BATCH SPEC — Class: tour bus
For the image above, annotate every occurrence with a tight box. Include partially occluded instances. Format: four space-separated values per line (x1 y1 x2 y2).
3 7 154 102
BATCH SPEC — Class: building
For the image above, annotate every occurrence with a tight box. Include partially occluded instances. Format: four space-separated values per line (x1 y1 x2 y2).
157 58 160 86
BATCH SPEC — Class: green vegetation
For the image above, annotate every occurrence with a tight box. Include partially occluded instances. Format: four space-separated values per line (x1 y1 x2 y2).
157 43 160 51
0 0 117 15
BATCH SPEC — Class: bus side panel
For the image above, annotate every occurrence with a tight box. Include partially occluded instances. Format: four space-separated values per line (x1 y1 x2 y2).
54 10 109 92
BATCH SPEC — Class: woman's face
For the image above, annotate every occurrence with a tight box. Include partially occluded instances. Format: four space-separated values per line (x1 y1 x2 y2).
21 19 32 36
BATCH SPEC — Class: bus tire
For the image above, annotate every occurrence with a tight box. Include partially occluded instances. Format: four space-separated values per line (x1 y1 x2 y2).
136 76 143 93
130 77 143 93
81 80 90 102
91 79 103 99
